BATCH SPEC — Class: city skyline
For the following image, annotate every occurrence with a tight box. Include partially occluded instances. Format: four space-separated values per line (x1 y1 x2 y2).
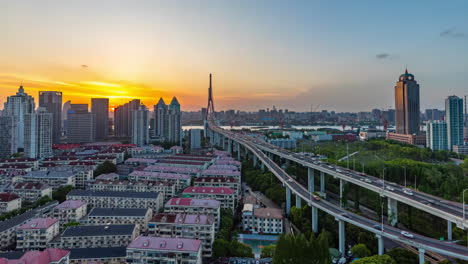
2 1 468 112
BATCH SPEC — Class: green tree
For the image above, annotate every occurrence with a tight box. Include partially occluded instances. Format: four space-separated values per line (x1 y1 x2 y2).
63 222 80 228
273 232 329 264
52 185 74 203
261 244 276 258
229 240 254 258
385 248 418 264
94 160 117 176
350 244 371 258
353 255 396 264
212 239 229 258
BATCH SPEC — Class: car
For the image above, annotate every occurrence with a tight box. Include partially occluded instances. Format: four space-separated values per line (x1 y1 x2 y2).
359 178 365 181
373 224 383 231
385 186 395 191
400 231 414 238
340 213 350 219
328 166 334 169
287 178 293 182
336 169 343 173
365 179 372 183
403 189 413 196
312 194 321 201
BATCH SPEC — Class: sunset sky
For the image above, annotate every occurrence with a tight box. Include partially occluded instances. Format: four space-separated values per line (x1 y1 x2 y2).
1 0 468 112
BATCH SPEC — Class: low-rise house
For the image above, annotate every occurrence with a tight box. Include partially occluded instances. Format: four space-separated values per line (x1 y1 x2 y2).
242 205 283 234
149 213 215 257
16 218 60 250
52 200 87 231
82 208 152 232
66 190 163 212
126 236 202 264
0 193 21 213
164 198 221 230
88 179 175 201
20 170 76 189
69 247 127 264
0 248 70 264
182 187 237 211
49 224 138 249
0 182 52 202
0 158 39 170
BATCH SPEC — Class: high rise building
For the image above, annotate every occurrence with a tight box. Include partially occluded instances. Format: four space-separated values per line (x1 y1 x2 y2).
132 105 149 146
62 100 71 136
445 95 464 151
24 107 53 158
190 129 202 149
0 115 18 158
67 104 96 143
39 91 62 144
154 98 168 140
426 121 448 151
394 69 420 135
114 99 140 138
153 97 181 143
3 86 35 149
168 97 181 143
91 98 109 140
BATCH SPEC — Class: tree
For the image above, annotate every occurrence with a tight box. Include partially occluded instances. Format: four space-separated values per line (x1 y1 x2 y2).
273 232 329 264
353 255 396 264
385 248 417 264
350 244 371 258
261 244 276 258
52 185 74 203
94 161 117 176
212 239 229 258
63 222 80 228
229 240 254 258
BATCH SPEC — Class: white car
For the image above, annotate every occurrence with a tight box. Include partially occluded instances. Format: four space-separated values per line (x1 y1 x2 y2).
403 189 413 196
385 186 395 191
400 231 414 238
336 169 342 173
287 178 293 182
365 179 372 183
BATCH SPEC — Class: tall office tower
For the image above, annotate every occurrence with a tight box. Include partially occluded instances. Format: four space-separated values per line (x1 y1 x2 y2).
62 100 71 136
154 98 168 140
464 96 468 142
39 91 62 144
394 69 420 135
132 105 149 146
91 98 109 140
67 104 96 143
3 86 35 149
114 99 140 137
0 115 18 158
190 129 202 149
24 107 53 158
168 97 181 143
445 95 464 150
426 121 448 151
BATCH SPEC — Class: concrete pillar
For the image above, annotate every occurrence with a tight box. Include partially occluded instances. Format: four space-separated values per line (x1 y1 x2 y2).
376 235 384 255
228 139 232 153
320 171 325 193
312 206 318 233
237 144 241 160
448 221 453 241
387 198 398 226
339 179 344 208
418 248 425 264
261 162 265 171
253 155 258 168
286 187 291 215
308 168 315 193
296 194 301 208
338 219 346 256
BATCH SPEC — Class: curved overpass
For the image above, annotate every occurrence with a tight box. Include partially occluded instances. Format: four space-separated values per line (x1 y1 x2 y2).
207 120 468 262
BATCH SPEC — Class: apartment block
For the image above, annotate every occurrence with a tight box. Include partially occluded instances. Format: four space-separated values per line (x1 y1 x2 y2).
164 198 221 230
88 179 175 201
193 176 240 197
128 171 191 193
242 205 283 234
69 247 127 264
52 200 87 231
0 248 69 264
0 193 21 213
16 218 60 250
0 182 52 202
182 187 237 211
20 170 76 189
82 208 152 232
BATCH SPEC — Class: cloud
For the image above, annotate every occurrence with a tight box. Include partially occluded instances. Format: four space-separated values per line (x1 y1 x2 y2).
440 28 466 38
81 64 88 68
376 53 390 59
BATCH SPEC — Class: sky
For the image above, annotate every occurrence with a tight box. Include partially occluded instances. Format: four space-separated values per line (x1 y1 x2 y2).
1 0 468 112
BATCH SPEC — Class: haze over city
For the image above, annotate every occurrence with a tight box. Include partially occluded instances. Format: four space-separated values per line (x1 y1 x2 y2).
2 0 468 112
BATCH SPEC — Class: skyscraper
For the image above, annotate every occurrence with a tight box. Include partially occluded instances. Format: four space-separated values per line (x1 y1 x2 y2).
445 95 464 151
62 100 71 136
426 121 448 151
394 69 420 135
0 115 18 158
190 129 202 149
114 99 140 138
132 105 149 146
24 107 53 158
39 91 62 144
154 98 168 140
168 97 181 143
91 98 109 140
67 104 96 143
3 86 35 149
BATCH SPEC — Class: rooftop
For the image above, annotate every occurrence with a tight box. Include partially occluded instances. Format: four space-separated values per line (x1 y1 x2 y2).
67 190 159 199
253 208 283 220
0 202 58 232
18 218 58 230
62 224 136 237
129 170 191 180
69 247 126 260
0 248 69 264
165 198 221 208
151 213 213 225
88 208 149 217
24 170 75 178
128 236 201 252
54 200 86 210
194 176 238 183
182 186 234 195
0 193 20 202
8 182 50 190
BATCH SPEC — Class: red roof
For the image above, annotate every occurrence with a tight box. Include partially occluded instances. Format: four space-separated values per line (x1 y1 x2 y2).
18 218 58 230
0 193 20 202
194 177 238 183
0 248 69 264
182 186 234 195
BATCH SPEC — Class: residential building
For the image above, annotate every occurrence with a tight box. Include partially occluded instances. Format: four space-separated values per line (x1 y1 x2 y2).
182 186 237 211
16 218 60 250
39 91 62 144
229 258 272 264
0 116 17 159
132 105 150 146
164 198 221 230
69 247 127 264
153 97 181 143
126 236 202 264
386 132 426 147
20 170 76 189
66 190 163 211
88 179 175 201
426 121 448 151
0 193 21 213
128 171 191 193
3 86 35 149
149 213 215 257
0 248 70 264
0 182 52 202
91 98 109 141
446 95 464 151
194 176 240 197
67 104 96 143
52 200 87 230
82 208 152 232
394 69 420 135
154 98 168 141
0 158 39 170
24 107 53 159
190 129 202 149
49 224 138 249
62 100 71 136
242 205 283 234
453 144 468 155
